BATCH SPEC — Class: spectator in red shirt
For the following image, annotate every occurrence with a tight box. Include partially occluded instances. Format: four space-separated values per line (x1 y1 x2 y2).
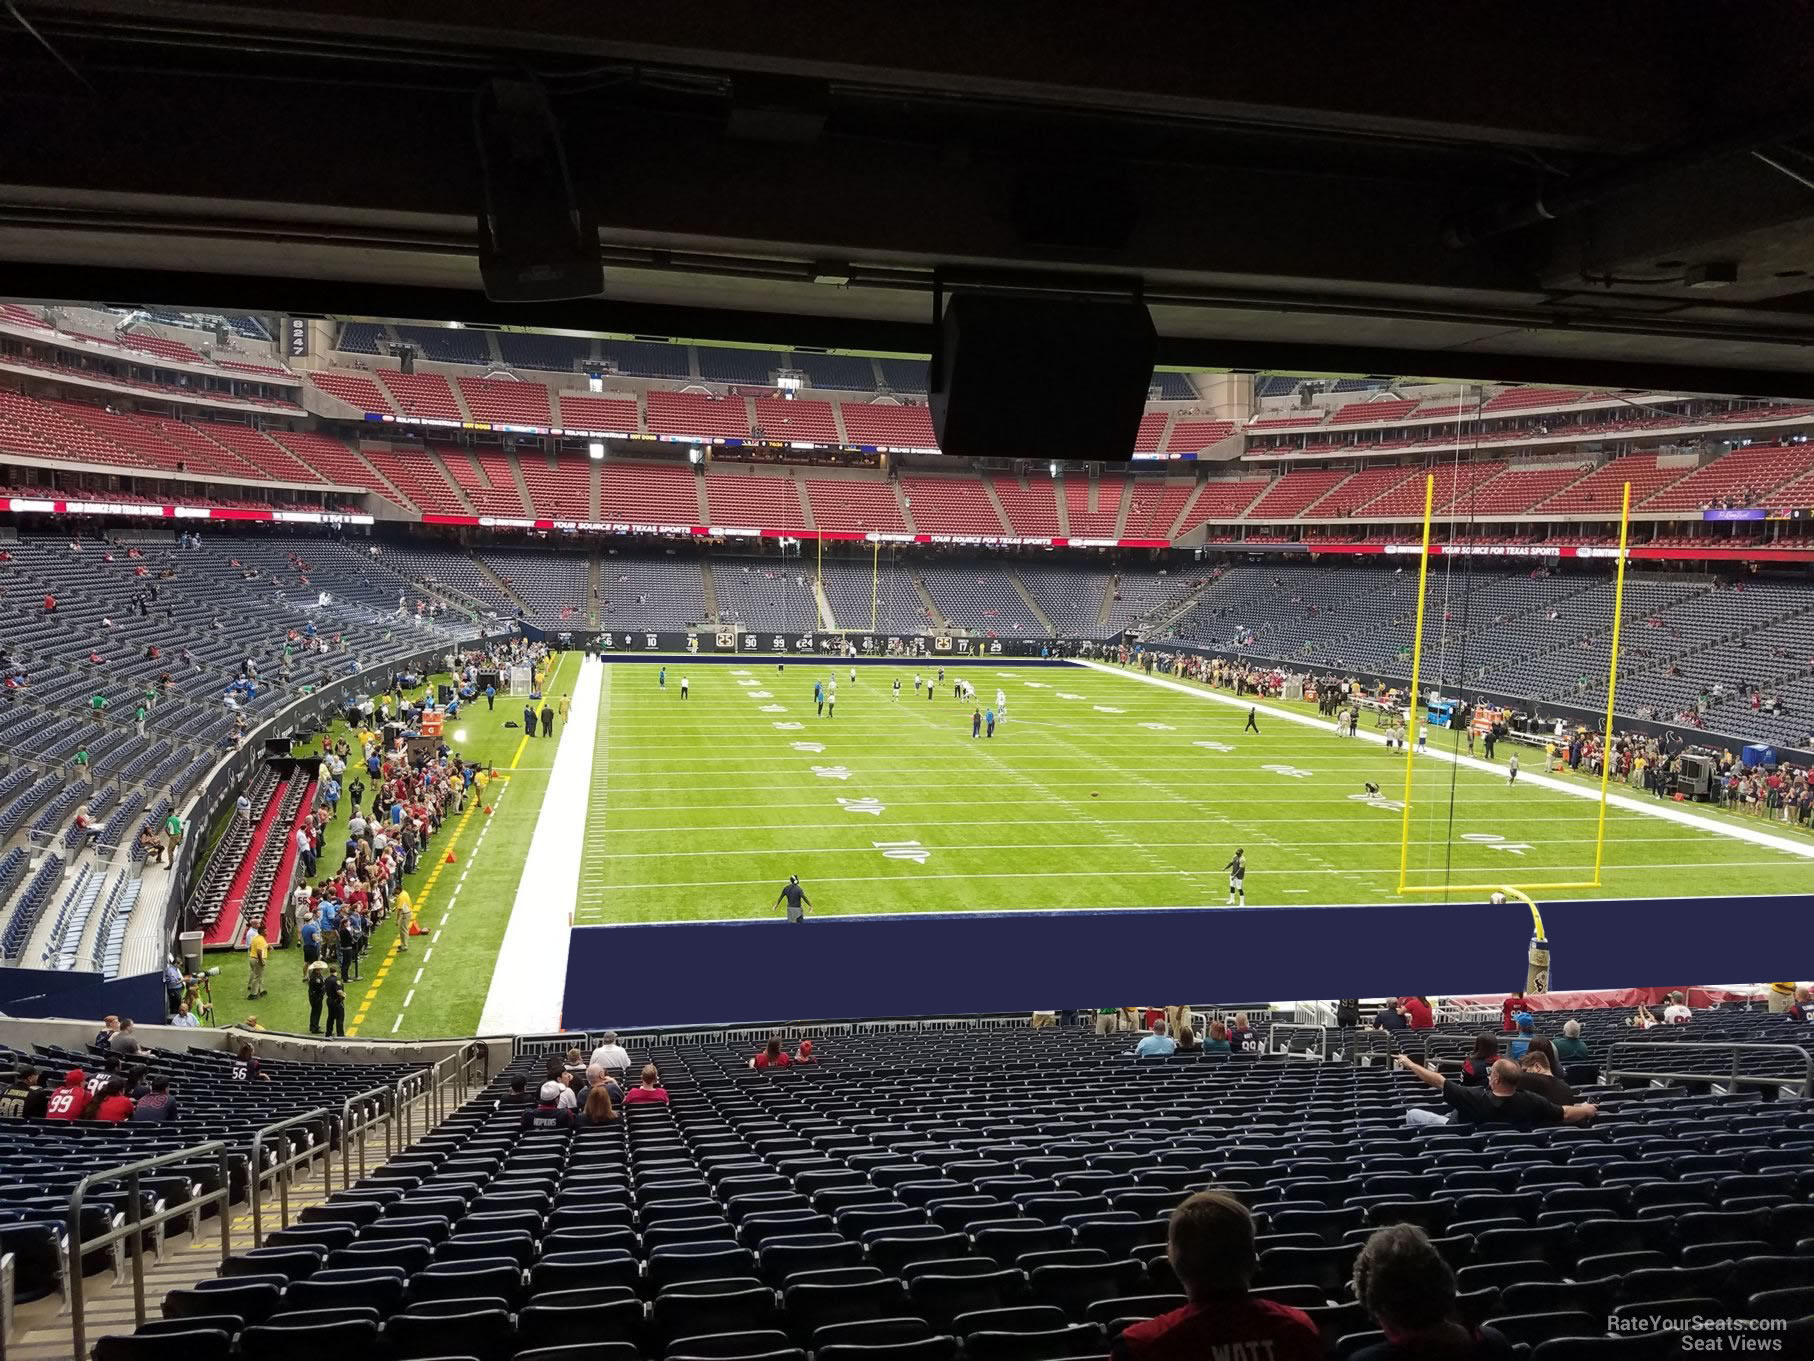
1401 996 1434 1030
45 1070 88 1122
792 1040 817 1064
1113 1191 1322 1361
1501 992 1527 1033
91 1079 136 1123
621 1064 669 1105
750 1038 791 1071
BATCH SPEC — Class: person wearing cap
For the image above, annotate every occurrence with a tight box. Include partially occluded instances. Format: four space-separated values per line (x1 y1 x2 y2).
529 1079 575 1128
306 959 330 1034
0 1066 49 1120
775 874 811 924
45 1070 89 1121
588 1031 631 1071
792 1040 817 1064
1508 1011 1537 1058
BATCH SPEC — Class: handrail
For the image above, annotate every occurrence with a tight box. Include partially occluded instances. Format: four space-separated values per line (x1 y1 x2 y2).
1267 1023 1329 1059
249 1107 333 1247
393 1067 435 1146
1606 1039 1814 1095
1343 1028 1398 1064
340 1084 397 1192
68 1139 232 1361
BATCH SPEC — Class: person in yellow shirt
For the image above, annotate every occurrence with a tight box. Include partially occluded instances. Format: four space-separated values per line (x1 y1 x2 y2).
245 928 270 999
558 693 571 722
396 889 414 952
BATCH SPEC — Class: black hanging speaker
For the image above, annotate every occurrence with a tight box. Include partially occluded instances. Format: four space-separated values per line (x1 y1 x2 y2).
475 78 603 303
930 286 1156 462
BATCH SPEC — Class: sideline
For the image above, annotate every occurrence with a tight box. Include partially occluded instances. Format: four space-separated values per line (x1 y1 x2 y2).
1076 659 1814 863
478 655 603 1032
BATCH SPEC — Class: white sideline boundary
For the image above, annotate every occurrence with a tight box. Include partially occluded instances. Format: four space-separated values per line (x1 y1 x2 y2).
478 656 603 1033
1076 659 1814 864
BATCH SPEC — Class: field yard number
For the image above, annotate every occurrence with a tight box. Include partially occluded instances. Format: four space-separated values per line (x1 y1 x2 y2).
812 765 852 781
1463 831 1533 856
1194 740 1235 752
838 797 885 816
1139 722 1175 731
1263 763 1315 779
760 704 787 712
773 722 804 730
1094 705 1126 714
1024 681 1050 689
874 840 930 864
1348 792 1406 812
731 669 752 675
737 678 758 687
1057 692 1085 700
750 690 773 698
790 742 825 754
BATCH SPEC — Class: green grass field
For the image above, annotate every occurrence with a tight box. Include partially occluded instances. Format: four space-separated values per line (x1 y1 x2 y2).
577 659 1813 922
204 655 1812 1038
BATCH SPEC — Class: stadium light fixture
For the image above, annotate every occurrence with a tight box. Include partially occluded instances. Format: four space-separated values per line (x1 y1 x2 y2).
588 441 604 460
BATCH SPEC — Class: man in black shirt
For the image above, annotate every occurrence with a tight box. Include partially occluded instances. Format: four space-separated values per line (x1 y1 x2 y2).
0 1066 49 1119
1396 1052 1596 1129
775 875 811 924
1516 1051 1578 1106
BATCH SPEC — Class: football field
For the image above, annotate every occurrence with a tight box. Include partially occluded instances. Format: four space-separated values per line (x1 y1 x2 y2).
206 654 1813 1039
574 658 1814 923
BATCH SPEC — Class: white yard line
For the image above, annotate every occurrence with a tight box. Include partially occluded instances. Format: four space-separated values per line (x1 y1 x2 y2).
477 653 602 1033
1076 659 1814 863
576 856 1794 895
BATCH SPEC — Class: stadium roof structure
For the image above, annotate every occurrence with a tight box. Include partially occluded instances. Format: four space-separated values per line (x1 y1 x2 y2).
2 4 1814 396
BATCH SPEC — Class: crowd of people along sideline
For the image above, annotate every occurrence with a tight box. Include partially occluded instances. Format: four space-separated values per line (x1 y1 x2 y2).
275 713 493 1034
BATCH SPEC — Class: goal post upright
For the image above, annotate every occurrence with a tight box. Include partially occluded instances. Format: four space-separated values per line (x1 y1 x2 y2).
1590 480 1633 889
1394 473 1436 895
1398 483 1629 901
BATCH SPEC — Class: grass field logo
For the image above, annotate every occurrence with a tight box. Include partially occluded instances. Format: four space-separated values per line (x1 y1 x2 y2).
838 797 885 816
